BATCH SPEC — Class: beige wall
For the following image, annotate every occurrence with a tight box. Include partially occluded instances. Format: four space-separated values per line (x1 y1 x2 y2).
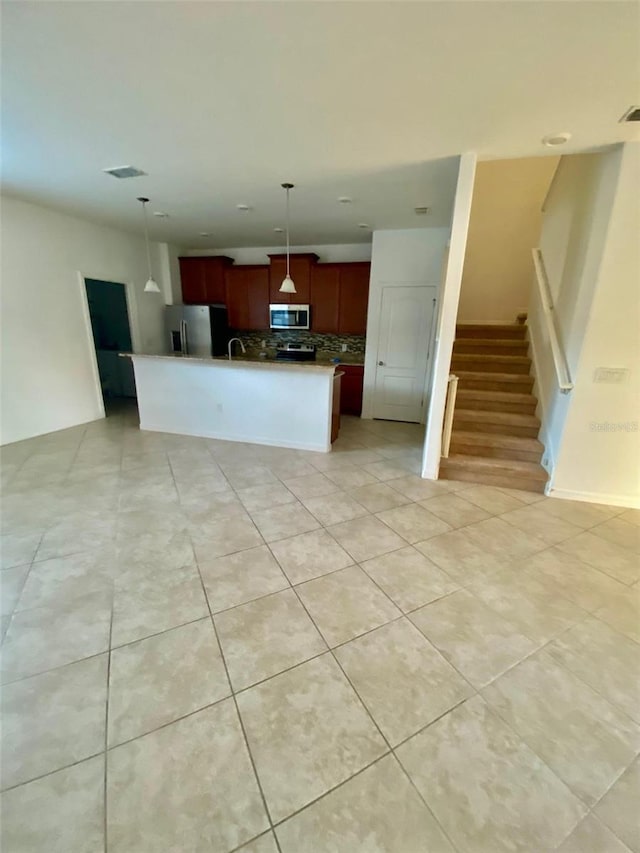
550 144 640 506
0 195 173 444
457 156 559 324
528 144 639 506
362 227 450 421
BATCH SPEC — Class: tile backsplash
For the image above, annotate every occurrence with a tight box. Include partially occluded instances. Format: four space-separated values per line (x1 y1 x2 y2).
229 329 366 355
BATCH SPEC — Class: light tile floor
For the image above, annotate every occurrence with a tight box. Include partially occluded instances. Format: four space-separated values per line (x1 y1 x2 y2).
1 402 639 852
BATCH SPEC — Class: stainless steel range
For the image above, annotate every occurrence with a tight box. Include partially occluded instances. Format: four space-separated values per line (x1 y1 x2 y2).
275 343 316 362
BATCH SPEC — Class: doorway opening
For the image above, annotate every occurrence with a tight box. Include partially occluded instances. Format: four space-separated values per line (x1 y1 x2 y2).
365 284 439 469
84 278 137 416
440 155 559 492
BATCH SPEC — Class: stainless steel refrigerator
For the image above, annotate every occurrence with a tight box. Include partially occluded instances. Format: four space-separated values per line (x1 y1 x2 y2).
165 305 229 357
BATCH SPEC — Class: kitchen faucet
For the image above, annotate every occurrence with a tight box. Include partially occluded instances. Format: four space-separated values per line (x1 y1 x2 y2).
227 337 246 360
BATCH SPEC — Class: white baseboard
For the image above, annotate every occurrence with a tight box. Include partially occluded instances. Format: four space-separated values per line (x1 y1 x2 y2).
138 422 331 453
545 486 639 510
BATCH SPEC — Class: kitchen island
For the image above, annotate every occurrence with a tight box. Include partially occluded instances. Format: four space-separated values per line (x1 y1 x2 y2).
125 354 340 452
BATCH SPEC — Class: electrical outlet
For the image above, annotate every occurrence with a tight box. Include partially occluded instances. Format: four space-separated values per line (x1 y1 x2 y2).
593 367 629 384
261 340 266 349
341 343 348 352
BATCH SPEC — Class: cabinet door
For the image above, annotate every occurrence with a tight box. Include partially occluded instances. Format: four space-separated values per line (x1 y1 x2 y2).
339 365 365 416
225 266 269 330
338 263 370 335
245 267 269 330
224 268 249 329
202 259 227 303
268 257 289 304
310 265 340 333
269 257 311 304
179 258 207 304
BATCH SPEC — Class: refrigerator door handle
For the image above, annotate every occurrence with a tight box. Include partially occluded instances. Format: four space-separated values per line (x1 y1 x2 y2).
181 320 188 355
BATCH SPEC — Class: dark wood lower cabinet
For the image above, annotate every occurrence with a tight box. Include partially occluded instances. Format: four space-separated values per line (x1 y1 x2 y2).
339 365 365 416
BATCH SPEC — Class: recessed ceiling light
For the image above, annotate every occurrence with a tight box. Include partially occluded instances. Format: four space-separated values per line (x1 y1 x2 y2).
414 206 431 215
357 223 371 229
274 227 284 233
103 165 147 179
619 105 640 123
199 232 212 237
236 204 252 212
542 132 572 147
338 196 353 204
153 211 169 218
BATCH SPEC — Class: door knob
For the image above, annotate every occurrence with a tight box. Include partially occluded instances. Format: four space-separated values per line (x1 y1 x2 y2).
378 361 385 366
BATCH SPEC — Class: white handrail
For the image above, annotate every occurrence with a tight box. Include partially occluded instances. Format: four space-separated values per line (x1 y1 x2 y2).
441 374 459 457
531 248 573 394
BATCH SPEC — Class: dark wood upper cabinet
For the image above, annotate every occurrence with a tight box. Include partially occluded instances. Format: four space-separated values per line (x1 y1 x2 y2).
179 256 233 304
338 262 370 335
182 253 369 336
245 266 269 329
310 264 340 333
179 257 207 304
225 265 269 330
268 254 318 304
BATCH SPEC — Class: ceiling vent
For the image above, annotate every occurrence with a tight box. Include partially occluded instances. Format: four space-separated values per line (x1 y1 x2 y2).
103 165 147 179
414 206 431 215
619 105 640 123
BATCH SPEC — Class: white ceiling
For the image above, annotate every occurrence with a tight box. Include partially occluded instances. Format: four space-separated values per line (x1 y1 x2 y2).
2 1 638 247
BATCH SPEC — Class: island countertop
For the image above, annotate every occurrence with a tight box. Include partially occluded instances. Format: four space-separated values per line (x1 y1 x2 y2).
121 352 338 373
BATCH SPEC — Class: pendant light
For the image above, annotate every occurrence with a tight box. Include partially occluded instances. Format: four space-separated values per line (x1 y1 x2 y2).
138 197 161 294
279 182 296 294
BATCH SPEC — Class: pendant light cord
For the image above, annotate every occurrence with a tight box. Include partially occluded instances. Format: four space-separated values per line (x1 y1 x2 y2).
285 186 290 278
141 199 153 280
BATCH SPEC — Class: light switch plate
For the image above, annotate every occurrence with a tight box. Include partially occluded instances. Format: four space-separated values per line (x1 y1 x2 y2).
593 367 629 384
341 343 348 352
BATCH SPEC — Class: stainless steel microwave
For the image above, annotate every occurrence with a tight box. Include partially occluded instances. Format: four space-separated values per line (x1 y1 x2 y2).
269 304 310 330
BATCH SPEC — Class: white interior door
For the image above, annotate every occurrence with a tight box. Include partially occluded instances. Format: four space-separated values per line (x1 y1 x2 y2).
373 286 437 422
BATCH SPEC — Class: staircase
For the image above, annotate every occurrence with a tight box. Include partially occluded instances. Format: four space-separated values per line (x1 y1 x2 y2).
440 324 548 494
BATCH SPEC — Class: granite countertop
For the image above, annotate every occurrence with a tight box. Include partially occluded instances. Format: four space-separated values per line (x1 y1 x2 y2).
121 352 337 373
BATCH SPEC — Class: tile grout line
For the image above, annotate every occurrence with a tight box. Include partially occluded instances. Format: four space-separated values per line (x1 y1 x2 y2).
4 511 633 688
4 468 634 682
103 587 115 853
266 750 394 835
3 577 627 800
2 416 637 849
0 749 105 795
256 474 638 841
167 455 285 853
247 532 467 851
0 529 48 641
264 538 397 743
106 693 230 753
390 750 464 853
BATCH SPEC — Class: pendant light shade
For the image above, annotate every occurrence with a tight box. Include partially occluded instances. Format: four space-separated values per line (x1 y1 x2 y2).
138 197 161 295
279 182 296 294
279 275 296 294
